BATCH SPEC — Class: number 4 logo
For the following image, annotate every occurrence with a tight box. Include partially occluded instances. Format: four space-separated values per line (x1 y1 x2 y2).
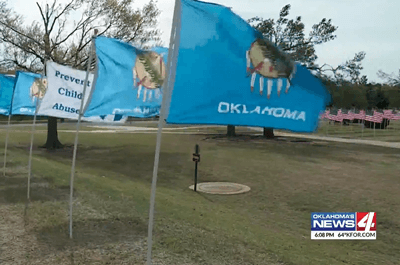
357 212 376 231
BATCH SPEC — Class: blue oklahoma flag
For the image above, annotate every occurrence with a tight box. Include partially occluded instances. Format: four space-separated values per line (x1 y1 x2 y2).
12 71 44 116
166 0 330 132
0 74 16 116
83 36 168 118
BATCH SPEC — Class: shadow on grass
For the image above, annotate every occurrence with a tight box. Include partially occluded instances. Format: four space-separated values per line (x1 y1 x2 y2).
0 176 69 204
13 143 75 154
36 216 147 251
35 144 190 187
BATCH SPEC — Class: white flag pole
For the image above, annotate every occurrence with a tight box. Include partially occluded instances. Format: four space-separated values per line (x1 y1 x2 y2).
27 67 46 200
69 31 97 239
146 0 181 263
361 118 364 138
27 91 40 199
3 114 12 177
325 117 328 136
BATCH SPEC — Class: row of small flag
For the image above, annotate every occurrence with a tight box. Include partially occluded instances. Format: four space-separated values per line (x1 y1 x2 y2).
320 109 400 123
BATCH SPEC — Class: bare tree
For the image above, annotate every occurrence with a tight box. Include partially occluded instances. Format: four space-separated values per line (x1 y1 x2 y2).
0 0 161 149
248 4 338 70
247 4 338 138
377 69 400 86
317 51 367 86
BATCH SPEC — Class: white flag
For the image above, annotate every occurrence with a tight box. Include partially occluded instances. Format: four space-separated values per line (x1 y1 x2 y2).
37 61 94 119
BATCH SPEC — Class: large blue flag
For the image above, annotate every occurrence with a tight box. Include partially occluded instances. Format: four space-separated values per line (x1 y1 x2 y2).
0 74 16 116
83 36 168 117
12 71 45 115
166 0 331 132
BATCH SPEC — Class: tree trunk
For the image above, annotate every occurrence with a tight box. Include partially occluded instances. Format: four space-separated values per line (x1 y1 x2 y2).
43 117 63 149
263 127 274 138
227 125 236 137
42 33 63 150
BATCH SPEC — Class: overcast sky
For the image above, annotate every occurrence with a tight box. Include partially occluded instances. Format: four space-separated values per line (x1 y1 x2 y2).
9 0 400 82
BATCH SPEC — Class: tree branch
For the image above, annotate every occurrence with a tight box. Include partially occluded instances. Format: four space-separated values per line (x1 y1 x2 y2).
53 15 90 46
48 0 75 34
0 21 42 46
36 2 49 34
0 36 44 62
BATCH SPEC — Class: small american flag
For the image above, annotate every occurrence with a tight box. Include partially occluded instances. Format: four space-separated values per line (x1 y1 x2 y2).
341 109 355 121
335 109 344 122
328 108 338 121
391 110 400 120
371 110 384 123
354 110 366 120
347 110 356 121
341 109 348 119
383 109 394 119
325 110 330 116
322 110 331 119
365 109 375 122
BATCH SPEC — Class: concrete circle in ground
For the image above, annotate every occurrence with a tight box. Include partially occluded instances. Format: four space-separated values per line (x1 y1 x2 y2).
189 182 251 195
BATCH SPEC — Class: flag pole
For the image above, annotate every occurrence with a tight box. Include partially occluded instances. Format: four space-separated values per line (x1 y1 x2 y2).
361 119 364 138
3 114 12 177
27 65 46 200
69 31 97 239
146 0 181 263
374 121 376 138
27 91 41 199
325 117 328 136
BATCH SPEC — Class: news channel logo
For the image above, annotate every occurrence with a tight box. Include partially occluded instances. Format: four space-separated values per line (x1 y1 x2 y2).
311 212 376 240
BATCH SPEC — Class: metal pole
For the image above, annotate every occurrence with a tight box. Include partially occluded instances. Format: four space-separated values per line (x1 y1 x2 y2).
146 0 181 263
69 34 96 239
361 119 364 138
3 114 12 177
325 118 328 136
27 97 40 200
194 144 199 191
350 119 353 132
194 162 198 191
386 119 389 134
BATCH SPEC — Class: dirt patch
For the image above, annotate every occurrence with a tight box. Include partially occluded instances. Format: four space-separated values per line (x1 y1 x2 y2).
0 205 180 265
0 205 38 265
36 217 147 250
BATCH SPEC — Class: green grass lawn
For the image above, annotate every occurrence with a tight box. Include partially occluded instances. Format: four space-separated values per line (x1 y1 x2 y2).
312 120 400 142
0 129 399 264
